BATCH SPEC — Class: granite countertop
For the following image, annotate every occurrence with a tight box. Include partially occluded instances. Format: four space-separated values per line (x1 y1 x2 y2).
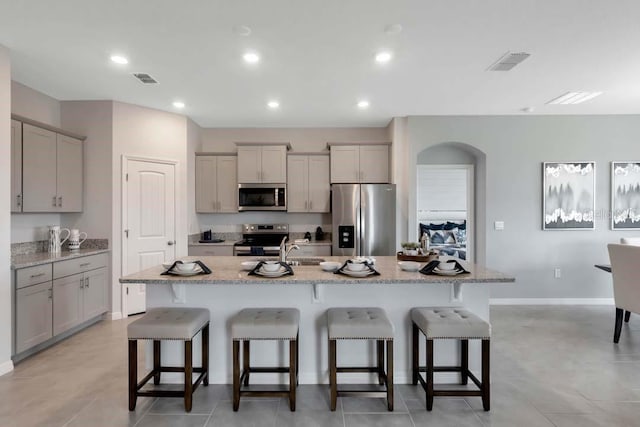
12 248 111 270
119 256 515 285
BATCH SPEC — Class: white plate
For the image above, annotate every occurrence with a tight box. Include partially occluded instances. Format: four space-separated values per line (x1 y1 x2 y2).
255 268 289 278
168 268 203 276
398 261 420 272
240 261 259 271
341 269 375 278
433 268 461 276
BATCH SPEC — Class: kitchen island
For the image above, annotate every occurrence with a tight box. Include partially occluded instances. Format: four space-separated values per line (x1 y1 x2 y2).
120 256 514 385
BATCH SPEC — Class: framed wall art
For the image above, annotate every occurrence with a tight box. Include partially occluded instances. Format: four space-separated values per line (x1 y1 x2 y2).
611 162 640 230
543 162 595 230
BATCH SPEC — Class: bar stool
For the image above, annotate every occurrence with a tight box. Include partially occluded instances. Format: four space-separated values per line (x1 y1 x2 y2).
230 308 299 411
327 307 394 411
411 307 491 411
127 307 210 412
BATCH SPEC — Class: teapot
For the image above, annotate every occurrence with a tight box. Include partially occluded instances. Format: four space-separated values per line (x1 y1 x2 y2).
48 225 70 254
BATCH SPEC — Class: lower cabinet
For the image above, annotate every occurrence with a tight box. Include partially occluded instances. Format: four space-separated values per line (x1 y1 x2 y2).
16 281 53 354
188 245 234 256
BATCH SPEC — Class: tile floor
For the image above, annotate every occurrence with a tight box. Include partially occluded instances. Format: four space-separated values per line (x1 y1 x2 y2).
2 306 640 426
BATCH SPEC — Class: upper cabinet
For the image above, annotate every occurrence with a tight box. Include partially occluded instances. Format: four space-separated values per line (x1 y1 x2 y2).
195 154 238 213
15 118 84 213
236 144 289 183
11 120 22 212
330 144 390 184
287 154 330 213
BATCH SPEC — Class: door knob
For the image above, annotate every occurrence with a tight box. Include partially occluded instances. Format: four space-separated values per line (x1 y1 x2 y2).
167 241 176 246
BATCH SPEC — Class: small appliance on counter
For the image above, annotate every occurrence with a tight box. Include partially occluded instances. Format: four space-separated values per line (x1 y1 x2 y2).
199 229 224 243
315 226 325 241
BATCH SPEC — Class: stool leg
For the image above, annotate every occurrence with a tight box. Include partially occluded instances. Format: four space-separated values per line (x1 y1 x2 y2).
233 340 240 411
426 338 434 411
128 340 137 411
202 323 209 386
184 340 193 412
482 339 491 411
289 339 297 411
386 340 394 412
377 340 385 385
329 339 337 411
461 339 469 385
412 322 419 385
153 340 161 385
296 333 300 386
243 340 250 386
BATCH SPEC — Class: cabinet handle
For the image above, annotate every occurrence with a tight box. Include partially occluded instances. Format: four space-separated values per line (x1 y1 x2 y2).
80 278 84 289
309 200 313 210
30 272 45 278
85 278 89 288
80 262 91 267
16 194 21 207
48 289 52 299
58 196 62 207
304 200 307 210
52 196 57 207
217 201 221 211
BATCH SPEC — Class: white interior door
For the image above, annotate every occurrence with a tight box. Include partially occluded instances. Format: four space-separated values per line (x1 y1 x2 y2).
123 158 176 316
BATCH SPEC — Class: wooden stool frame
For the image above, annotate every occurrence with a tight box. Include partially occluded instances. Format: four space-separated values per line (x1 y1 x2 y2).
412 322 490 411
232 333 299 412
329 338 394 411
128 322 209 412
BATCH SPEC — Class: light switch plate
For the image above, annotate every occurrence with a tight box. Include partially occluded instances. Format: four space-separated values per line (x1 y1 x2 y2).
494 221 505 230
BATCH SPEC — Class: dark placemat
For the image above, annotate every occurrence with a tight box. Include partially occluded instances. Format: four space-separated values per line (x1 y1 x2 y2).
419 260 469 276
248 261 294 276
161 260 212 276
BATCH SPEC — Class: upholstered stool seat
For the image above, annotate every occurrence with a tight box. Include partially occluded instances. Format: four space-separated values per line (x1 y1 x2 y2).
230 308 299 411
128 307 210 412
411 307 490 411
327 307 394 411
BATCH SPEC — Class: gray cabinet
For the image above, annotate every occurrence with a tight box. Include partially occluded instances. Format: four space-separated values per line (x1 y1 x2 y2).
53 274 83 335
237 145 287 183
195 154 237 213
83 267 108 320
287 154 330 213
11 120 22 212
330 144 390 184
21 122 83 212
16 281 53 354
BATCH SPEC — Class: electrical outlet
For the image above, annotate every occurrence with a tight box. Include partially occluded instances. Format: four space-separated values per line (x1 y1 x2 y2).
554 268 561 279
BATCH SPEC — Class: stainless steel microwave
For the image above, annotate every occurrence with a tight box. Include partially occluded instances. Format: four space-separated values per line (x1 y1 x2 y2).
238 184 287 211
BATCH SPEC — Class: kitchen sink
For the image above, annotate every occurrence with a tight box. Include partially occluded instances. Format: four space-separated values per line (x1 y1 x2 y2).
259 257 326 266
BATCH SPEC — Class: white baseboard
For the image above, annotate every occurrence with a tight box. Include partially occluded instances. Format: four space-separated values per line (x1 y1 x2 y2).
0 360 14 377
110 311 123 320
490 298 614 306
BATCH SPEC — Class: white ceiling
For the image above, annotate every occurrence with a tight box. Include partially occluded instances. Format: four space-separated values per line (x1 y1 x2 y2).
2 0 640 127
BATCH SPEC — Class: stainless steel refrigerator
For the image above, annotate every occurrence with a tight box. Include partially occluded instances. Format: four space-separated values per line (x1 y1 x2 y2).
332 184 396 256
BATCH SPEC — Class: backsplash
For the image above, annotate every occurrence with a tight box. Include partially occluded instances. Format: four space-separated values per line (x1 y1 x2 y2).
11 238 109 257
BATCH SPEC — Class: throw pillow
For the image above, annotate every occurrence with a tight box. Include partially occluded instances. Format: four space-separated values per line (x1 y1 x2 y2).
429 230 446 245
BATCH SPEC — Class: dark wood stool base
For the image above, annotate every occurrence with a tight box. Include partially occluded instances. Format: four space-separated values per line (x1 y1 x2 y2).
329 338 394 412
232 334 299 412
411 322 490 411
128 323 209 412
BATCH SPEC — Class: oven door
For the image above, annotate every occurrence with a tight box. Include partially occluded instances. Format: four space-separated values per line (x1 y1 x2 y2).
238 184 287 211
233 246 281 256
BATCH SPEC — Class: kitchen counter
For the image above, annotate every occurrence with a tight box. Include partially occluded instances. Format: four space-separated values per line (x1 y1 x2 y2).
12 248 111 269
119 256 513 285
120 256 513 386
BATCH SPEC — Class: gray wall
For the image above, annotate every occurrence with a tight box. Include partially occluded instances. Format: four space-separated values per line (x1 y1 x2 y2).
407 115 640 300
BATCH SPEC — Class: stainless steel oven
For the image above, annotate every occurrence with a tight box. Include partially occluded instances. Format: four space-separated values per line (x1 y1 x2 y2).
233 223 289 256
238 184 286 211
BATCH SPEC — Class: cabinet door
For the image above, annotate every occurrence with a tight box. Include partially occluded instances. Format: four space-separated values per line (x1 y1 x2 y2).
308 155 330 212
261 146 287 183
16 281 53 353
330 145 360 183
287 156 309 212
216 156 238 212
83 267 107 320
195 156 217 212
359 145 389 183
11 120 22 212
53 273 83 335
56 134 83 212
237 146 261 183
22 124 58 212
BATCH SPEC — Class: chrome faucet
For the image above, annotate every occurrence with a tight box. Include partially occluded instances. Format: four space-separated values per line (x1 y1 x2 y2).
279 236 299 263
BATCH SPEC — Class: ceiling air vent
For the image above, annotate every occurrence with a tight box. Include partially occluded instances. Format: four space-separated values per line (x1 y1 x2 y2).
487 51 530 71
132 73 158 84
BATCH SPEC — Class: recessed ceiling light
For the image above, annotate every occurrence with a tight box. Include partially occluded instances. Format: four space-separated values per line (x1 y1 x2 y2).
546 91 603 105
267 101 280 109
375 51 392 63
357 100 370 109
243 52 260 64
487 51 530 71
173 101 185 109
110 55 128 65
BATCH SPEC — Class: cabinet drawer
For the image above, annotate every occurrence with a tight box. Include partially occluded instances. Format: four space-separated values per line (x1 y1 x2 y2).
16 264 53 289
296 245 332 257
53 253 108 279
188 245 234 256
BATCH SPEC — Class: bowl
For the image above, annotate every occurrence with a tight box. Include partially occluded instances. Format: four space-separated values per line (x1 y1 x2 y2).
261 261 282 272
319 261 341 272
398 261 420 272
240 261 259 271
174 262 199 272
346 262 367 272
438 261 456 271
162 262 174 270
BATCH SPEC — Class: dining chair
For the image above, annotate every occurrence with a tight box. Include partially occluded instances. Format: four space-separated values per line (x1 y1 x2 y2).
607 244 640 343
621 237 640 246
